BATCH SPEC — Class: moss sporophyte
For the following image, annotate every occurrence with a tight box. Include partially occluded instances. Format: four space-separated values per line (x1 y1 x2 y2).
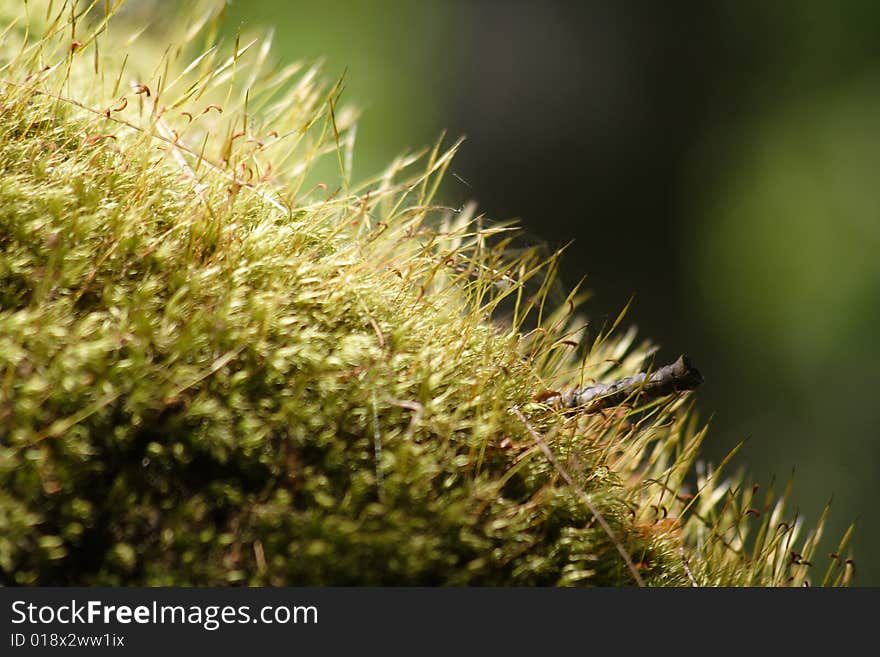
0 0 853 586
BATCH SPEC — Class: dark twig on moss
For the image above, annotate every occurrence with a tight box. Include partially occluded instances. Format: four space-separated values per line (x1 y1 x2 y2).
513 408 647 587
681 545 699 587
553 355 704 414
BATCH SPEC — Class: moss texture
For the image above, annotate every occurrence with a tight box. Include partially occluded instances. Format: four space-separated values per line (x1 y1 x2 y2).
0 1 853 586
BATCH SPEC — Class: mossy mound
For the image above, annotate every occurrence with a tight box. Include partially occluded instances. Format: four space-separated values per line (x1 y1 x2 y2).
0 1 852 586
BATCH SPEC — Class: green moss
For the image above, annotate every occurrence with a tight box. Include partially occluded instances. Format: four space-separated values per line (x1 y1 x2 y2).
0 0 852 586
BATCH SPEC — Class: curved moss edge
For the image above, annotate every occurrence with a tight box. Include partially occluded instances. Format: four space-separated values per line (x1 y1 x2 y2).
0 1 853 586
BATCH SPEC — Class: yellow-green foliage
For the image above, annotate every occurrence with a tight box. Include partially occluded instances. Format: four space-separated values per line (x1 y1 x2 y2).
0 1 853 585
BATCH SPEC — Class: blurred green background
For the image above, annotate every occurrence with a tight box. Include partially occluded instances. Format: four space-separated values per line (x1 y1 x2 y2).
144 0 880 583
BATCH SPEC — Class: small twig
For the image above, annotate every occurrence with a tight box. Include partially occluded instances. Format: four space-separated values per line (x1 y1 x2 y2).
681 545 699 587
372 392 385 503
513 407 646 587
553 355 704 414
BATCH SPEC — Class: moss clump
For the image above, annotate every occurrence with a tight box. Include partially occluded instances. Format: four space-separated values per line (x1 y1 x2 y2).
0 1 853 586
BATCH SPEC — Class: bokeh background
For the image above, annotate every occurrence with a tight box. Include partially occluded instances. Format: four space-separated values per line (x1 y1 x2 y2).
144 0 879 583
